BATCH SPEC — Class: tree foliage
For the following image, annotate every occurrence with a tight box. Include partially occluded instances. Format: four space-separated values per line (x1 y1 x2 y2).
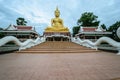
77 12 100 27
101 24 107 30
16 17 27 26
0 27 3 30
108 21 120 32
72 26 80 37
108 21 120 41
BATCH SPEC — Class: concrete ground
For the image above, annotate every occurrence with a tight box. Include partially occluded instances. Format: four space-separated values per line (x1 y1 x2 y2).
0 52 120 80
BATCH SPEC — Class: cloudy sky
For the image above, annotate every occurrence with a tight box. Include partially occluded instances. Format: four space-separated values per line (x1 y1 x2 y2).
0 0 120 34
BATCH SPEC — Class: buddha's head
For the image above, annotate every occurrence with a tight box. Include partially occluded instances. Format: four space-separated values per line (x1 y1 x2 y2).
54 7 60 17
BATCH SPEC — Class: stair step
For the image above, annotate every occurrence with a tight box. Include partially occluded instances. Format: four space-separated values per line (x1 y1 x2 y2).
27 48 90 50
17 50 101 53
16 41 101 54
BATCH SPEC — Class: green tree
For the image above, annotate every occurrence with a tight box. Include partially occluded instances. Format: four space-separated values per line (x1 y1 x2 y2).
16 17 27 26
101 24 107 30
77 12 100 27
72 26 80 37
108 21 120 41
0 27 3 30
108 21 120 31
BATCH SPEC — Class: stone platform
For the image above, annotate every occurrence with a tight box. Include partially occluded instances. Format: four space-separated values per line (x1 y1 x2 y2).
43 32 71 36
43 32 71 41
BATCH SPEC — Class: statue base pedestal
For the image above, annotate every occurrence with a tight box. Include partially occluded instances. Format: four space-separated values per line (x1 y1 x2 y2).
43 32 71 41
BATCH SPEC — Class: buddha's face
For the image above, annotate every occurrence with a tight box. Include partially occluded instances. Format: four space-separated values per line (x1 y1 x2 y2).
55 11 60 17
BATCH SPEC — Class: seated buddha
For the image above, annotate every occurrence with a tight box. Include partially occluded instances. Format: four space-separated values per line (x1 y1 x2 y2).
45 7 69 32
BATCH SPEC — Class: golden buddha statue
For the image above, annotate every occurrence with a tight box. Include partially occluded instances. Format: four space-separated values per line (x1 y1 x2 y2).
45 7 69 32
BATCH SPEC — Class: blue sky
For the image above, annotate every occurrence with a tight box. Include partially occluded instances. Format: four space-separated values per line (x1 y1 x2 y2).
0 0 120 34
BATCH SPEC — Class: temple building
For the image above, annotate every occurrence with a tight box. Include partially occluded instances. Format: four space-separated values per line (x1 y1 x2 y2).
76 26 112 42
43 7 71 41
0 24 39 41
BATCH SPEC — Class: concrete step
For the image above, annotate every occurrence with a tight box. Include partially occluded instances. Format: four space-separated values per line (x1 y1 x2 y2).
29 48 88 50
16 51 100 54
16 41 101 54
16 50 101 54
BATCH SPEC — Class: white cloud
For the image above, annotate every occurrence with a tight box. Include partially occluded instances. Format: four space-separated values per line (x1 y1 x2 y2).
0 0 120 34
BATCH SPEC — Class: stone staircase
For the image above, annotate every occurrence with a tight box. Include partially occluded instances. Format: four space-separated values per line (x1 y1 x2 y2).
16 41 102 54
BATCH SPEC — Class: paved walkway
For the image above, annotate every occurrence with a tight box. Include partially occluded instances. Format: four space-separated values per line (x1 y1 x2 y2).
0 52 120 80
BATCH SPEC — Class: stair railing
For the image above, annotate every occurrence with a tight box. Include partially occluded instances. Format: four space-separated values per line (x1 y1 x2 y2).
72 36 120 55
0 36 44 51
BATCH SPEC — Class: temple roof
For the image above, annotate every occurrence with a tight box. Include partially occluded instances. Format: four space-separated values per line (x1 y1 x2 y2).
6 25 33 31
15 26 32 30
81 27 97 32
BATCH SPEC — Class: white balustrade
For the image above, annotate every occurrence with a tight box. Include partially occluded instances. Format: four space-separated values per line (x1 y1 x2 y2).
0 36 45 51
72 36 120 55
